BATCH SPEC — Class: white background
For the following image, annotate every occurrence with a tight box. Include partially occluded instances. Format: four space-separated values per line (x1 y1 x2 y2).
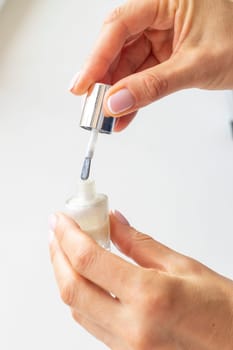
0 1 232 349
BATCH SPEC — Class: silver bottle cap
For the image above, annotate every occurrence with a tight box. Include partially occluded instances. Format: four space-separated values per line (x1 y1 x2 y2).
80 83 115 134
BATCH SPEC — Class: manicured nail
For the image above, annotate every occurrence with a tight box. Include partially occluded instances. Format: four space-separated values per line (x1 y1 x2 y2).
107 89 135 114
113 210 130 225
49 214 57 232
68 71 81 91
49 230 55 244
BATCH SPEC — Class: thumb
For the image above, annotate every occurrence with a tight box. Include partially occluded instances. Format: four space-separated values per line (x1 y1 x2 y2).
110 210 184 273
105 53 195 117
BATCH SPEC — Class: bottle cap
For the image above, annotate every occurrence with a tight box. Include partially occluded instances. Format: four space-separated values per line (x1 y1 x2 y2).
79 83 115 134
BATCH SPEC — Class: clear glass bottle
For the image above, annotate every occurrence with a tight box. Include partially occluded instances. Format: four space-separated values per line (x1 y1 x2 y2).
65 179 110 250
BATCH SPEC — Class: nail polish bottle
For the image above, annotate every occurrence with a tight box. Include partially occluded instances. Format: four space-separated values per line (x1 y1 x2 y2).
65 179 110 250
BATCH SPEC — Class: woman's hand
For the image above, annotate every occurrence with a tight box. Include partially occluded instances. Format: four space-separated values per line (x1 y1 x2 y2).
69 0 233 131
49 211 233 350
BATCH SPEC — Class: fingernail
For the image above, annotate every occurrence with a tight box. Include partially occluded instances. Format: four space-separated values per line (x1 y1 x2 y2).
49 214 57 232
49 230 55 244
107 89 135 114
68 71 81 91
113 210 130 225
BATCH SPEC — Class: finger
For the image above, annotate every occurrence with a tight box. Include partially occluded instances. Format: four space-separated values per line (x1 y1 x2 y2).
70 0 168 94
110 211 184 273
111 54 157 132
49 235 120 330
71 310 115 349
114 111 137 132
53 213 138 300
136 54 159 73
144 28 173 62
79 34 151 94
110 33 152 83
104 53 195 117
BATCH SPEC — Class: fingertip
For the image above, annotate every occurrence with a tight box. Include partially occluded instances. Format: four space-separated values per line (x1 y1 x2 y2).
113 118 121 132
110 211 134 255
68 71 81 91
49 213 58 232
113 112 137 131
69 86 79 95
69 82 90 96
112 210 130 226
68 71 93 96
110 210 130 236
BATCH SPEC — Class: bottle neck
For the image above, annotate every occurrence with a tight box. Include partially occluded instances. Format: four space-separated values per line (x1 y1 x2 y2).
77 179 96 203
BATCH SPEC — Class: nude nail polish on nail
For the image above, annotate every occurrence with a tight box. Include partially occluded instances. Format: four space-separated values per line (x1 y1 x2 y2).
107 89 135 114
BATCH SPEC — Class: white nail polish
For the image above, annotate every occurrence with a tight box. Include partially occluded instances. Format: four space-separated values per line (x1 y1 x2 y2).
68 71 81 91
65 179 110 250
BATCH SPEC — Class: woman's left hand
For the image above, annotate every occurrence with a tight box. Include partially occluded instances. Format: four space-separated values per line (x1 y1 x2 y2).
49 211 233 350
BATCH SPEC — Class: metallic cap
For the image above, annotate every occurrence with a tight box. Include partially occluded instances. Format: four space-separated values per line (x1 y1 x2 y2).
80 83 115 134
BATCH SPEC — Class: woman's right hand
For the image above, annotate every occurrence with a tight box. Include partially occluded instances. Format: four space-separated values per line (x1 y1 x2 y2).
70 0 233 131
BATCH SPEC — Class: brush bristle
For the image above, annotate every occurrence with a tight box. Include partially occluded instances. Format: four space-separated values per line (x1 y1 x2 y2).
81 157 92 180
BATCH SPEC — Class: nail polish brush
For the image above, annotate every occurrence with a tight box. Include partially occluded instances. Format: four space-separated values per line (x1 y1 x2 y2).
81 128 98 180
79 83 115 180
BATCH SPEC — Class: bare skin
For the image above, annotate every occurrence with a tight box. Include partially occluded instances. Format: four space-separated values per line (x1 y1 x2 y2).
50 0 233 348
70 0 233 131
50 212 233 350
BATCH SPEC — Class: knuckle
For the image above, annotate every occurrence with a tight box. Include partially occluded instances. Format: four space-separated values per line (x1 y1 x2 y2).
103 5 131 38
132 269 176 318
71 308 81 323
142 73 168 101
104 6 123 24
60 279 76 306
128 324 150 350
171 249 203 275
73 241 96 273
181 256 203 274
131 268 153 305
151 276 181 321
